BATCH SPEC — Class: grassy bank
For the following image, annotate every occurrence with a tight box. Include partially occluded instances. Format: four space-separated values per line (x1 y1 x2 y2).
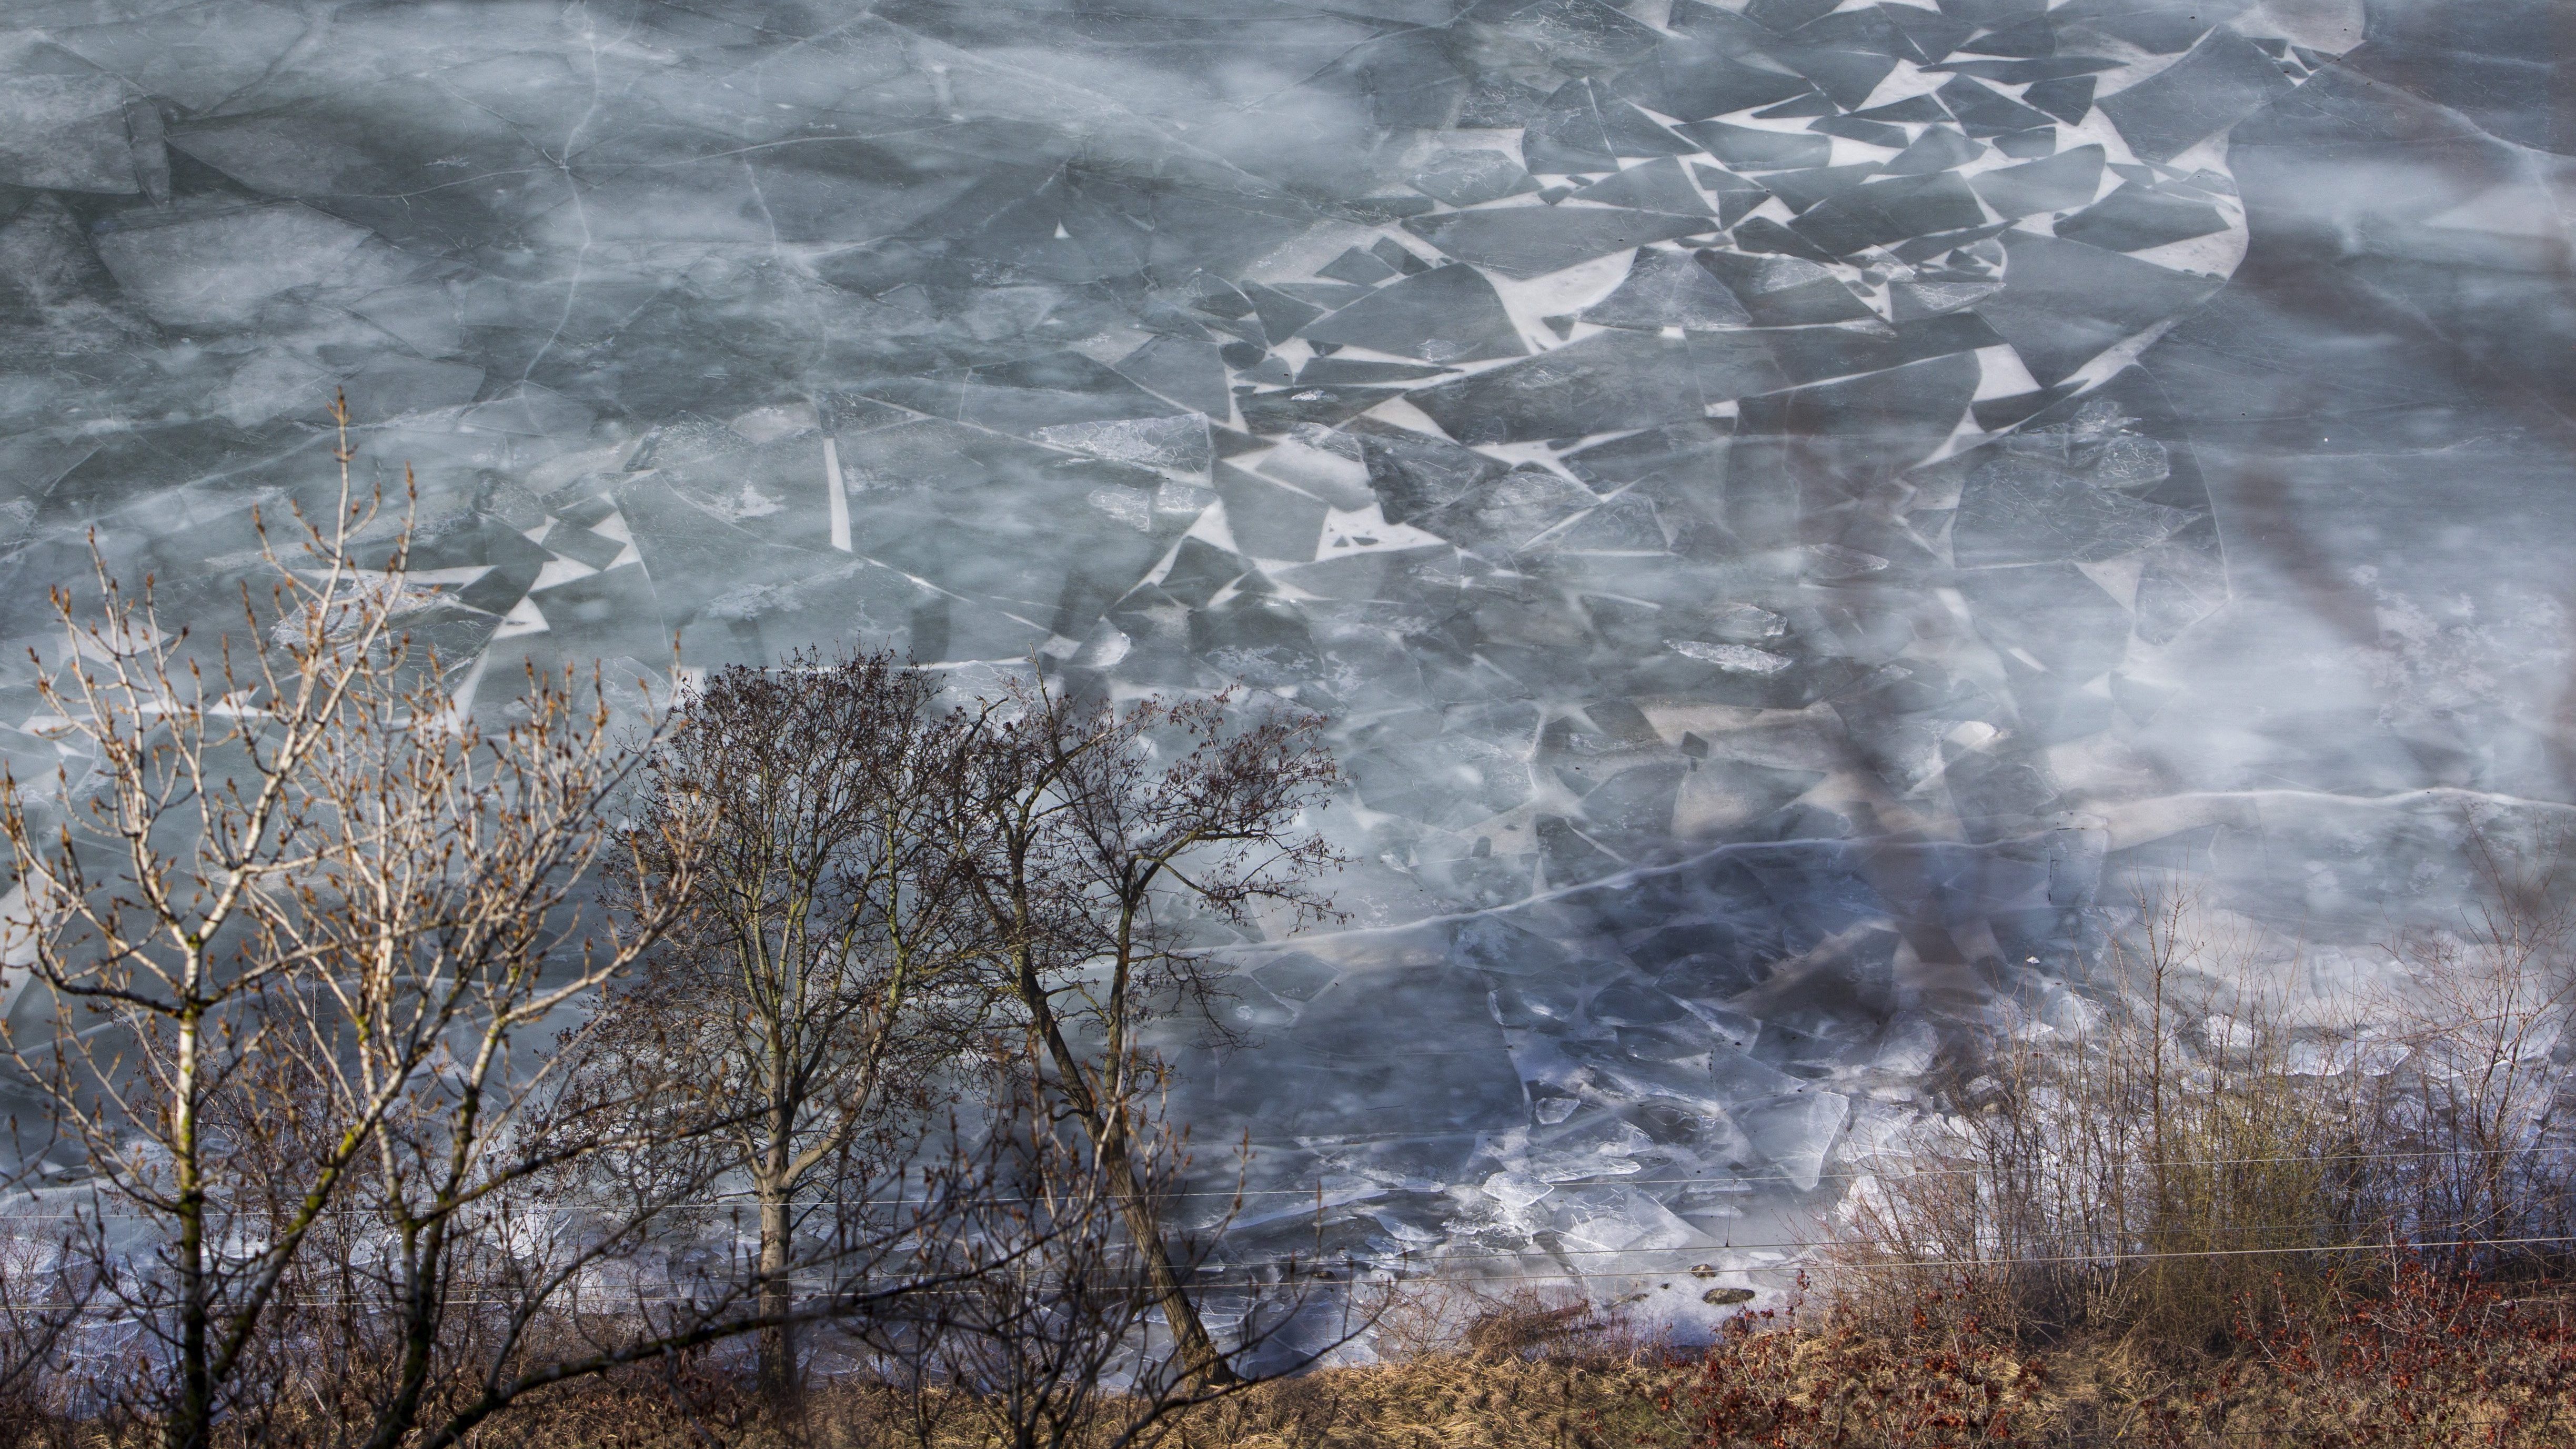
11 1272 2574 1448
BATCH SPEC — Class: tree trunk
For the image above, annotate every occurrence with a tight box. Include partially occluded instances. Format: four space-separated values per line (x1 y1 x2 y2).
167 1010 211 1449
1020 989 1236 1386
757 1185 798 1407
1095 1119 1238 1386
363 1220 444 1449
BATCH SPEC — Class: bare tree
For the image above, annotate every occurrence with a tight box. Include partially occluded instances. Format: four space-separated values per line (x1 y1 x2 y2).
583 651 990 1407
2377 860 2576 1273
0 396 587 1448
947 677 1342 1386
0 398 980 1448
862 1045 1351 1449
0 1216 93 1445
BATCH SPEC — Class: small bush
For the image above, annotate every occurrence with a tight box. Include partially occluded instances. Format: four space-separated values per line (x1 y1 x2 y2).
2170 1264 2576 1447
1692 1283 2047 1448
1832 887 2576 1357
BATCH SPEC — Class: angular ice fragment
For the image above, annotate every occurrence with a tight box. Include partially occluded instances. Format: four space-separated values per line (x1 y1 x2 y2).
1032 415 1212 476
215 348 335 427
1953 453 2193 566
1674 120 1831 172
1697 250 1877 325
1679 1001 1762 1051
1547 495 1667 553
1883 126 1987 178
1482 1171 1555 1212
0 74 140 194
1213 465 1328 560
1789 172 1987 257
1708 602 1787 641
2054 184 2231 253
1581 247 1752 331
1568 156 1713 216
1870 1016 1939 1076
1307 257 1388 297
1451 915 1572 978
461 383 593 439
1353 421 1512 525
1411 331 1704 445
1404 206 1715 279
1955 561 2132 675
337 355 485 422
1424 466 1598 552
1889 278 2001 320
1250 952 1339 1002
1620 1022 1717 1061
1189 595 1320 685
1935 75 2055 137
1632 36 1815 121
1672 640 1791 673
93 204 379 327
1559 1037 1717 1109
1525 76 1622 174
1066 621 1132 669
2130 528 2228 643
1408 149 1542 207
1736 1091 1848 1191
1301 264 1526 364
1710 1048 1799 1103
1969 145 2106 218
1084 486 1152 531
1554 1188 1705 1253
2097 27 2297 163
1526 1110 1656 1175
1587 981 1690 1028
1255 425 1374 510
1981 229 2222 387
1114 335 1230 419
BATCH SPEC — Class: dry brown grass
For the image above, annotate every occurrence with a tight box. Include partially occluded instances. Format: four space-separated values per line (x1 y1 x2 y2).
368 1277 2576 1447
9 1276 2576 1448
1830 887 2576 1360
394 1299 1696 1449
1170 1292 1688 1449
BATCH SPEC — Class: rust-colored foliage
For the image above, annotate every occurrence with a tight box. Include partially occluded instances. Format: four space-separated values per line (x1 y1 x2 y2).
2164 1265 2576 1447
1693 1282 2047 1448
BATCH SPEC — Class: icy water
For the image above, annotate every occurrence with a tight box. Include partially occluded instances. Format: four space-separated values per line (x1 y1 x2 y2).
5 1 2575 1316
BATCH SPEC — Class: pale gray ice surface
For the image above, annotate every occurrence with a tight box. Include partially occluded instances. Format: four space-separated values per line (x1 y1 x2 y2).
5 0 2574 1325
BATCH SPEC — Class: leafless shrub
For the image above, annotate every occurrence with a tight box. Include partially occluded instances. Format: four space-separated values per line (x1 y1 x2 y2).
945 673 1345 1385
0 395 719 1446
857 1057 1353 1449
0 398 1364 1441
0 398 983 1447
574 649 994 1410
0 1229 90 1448
2368 867 2576 1277
1833 876 2576 1357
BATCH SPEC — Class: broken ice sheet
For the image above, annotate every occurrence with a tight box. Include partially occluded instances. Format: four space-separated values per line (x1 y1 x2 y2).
1952 452 2197 567
1736 1091 1849 1192
1403 205 1717 278
1671 640 1792 674
1581 246 1752 330
1408 149 1542 207
1553 1187 1708 1254
91 204 415 328
0 69 142 194
0 0 2474 1280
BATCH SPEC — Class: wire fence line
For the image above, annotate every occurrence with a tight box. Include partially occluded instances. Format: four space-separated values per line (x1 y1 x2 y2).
4 1232 2574 1310
4 1139 2563 1218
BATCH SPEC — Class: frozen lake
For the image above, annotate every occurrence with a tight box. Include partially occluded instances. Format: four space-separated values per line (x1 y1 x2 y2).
5 0 2574 1314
